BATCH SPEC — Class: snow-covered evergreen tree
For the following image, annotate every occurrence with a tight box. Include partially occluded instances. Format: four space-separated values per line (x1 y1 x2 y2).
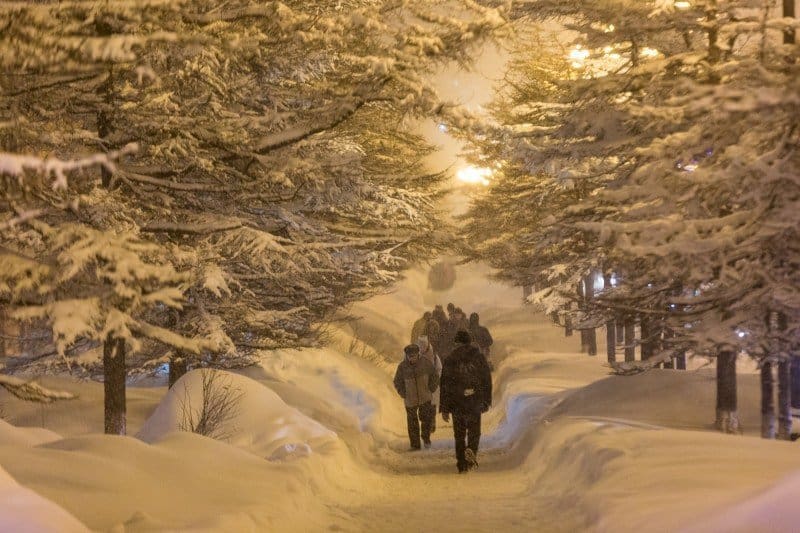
457 0 799 432
1 0 506 430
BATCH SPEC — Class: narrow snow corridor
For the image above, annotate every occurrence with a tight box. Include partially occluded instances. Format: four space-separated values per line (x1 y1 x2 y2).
301 264 598 532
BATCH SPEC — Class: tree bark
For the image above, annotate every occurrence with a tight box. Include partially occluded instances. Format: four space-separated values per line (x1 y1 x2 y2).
615 319 624 344
640 316 653 360
624 316 635 362
784 0 796 44
103 335 126 435
777 360 792 439
791 356 800 411
583 274 597 356
168 353 189 388
715 348 739 433
761 361 776 439
564 302 573 337
675 350 687 369
522 285 532 302
606 317 616 364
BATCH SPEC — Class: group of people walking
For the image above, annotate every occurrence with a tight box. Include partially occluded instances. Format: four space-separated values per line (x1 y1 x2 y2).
393 304 494 474
410 303 494 367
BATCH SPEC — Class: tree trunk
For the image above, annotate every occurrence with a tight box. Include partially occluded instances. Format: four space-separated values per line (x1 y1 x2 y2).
606 317 616 364
168 353 188 388
675 349 687 370
784 0 796 44
640 316 653 360
586 328 597 356
791 356 800 411
777 360 792 439
103 335 126 435
615 319 624 344
580 329 590 353
583 274 597 356
715 348 739 433
564 302 573 337
662 326 674 369
761 361 776 439
624 316 635 362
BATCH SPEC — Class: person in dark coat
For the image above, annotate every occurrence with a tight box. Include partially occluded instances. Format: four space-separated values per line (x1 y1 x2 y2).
431 305 448 357
468 312 494 369
393 344 438 450
440 330 492 473
442 303 462 360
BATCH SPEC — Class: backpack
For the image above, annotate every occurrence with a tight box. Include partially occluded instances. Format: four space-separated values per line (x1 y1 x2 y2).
453 353 483 398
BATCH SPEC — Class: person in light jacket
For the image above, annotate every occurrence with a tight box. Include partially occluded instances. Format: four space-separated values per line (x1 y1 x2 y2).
393 344 438 450
416 334 442 432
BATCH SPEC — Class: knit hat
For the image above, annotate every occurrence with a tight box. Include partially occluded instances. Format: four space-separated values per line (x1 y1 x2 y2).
454 330 471 344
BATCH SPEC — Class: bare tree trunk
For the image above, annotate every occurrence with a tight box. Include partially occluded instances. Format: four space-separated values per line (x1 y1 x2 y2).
0 306 6 358
103 335 126 435
606 318 616 364
564 302 573 337
169 353 189 388
785 0 796 44
676 349 687 370
640 316 653 360
778 360 792 439
586 328 597 356
761 361 776 438
583 275 597 356
616 320 624 344
624 316 635 362
715 348 739 433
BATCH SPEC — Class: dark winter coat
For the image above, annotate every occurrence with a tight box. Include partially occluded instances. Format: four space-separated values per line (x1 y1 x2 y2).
439 343 492 415
393 355 438 408
443 315 469 359
469 324 493 351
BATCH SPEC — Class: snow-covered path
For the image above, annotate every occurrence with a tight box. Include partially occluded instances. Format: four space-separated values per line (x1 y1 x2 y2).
308 279 602 532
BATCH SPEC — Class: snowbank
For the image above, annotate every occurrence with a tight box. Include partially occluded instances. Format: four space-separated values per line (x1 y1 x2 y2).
0 418 61 446
137 369 339 460
0 463 88 533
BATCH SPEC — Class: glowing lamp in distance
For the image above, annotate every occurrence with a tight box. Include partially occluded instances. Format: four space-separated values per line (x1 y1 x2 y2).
456 165 492 186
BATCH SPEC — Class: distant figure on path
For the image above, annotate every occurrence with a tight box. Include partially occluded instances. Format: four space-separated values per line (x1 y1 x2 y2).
411 311 432 344
393 344 438 450
431 305 448 356
440 330 492 473
417 334 442 433
468 312 494 370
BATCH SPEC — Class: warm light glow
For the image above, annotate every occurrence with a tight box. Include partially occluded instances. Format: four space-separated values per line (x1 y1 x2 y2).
641 47 660 58
456 165 492 186
569 45 590 68
674 1 691 9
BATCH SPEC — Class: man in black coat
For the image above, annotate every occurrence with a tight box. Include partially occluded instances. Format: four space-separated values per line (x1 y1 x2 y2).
439 330 492 473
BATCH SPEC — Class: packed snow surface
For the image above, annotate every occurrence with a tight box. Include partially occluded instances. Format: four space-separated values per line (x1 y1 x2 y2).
1 263 799 532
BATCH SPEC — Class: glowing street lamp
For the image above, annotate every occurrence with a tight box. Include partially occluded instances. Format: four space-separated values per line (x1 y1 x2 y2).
456 165 492 186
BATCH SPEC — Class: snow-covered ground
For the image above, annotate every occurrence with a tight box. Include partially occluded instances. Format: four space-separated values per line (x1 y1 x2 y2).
1 262 799 532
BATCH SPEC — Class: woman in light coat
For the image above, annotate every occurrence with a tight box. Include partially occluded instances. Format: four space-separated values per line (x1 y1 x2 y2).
417 335 442 432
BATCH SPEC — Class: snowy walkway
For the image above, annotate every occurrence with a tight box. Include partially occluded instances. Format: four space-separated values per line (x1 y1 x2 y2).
316 300 598 532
